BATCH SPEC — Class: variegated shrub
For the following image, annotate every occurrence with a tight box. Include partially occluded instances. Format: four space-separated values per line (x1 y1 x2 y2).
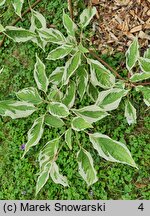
0 6 150 195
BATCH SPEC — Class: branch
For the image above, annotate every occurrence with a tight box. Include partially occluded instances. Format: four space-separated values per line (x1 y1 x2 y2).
89 49 125 80
0 0 42 47
68 0 74 20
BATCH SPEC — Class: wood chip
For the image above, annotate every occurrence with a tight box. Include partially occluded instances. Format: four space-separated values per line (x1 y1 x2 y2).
130 25 142 33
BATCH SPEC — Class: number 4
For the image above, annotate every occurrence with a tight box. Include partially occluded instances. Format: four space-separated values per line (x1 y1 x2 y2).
138 203 144 211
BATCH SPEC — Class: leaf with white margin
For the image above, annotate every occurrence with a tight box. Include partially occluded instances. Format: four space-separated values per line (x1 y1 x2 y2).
38 28 66 45
12 0 24 17
126 37 139 71
136 86 150 107
49 67 64 85
4 26 36 42
63 52 81 85
48 102 69 118
144 48 150 59
47 85 63 102
0 0 6 6
77 67 88 100
78 43 89 54
124 100 137 125
87 58 115 89
0 100 36 119
36 162 51 196
0 68 3 74
96 88 129 111
65 128 72 150
34 54 49 93
23 116 44 157
71 116 93 131
62 80 76 108
0 24 5 32
87 82 99 102
130 72 150 82
79 7 97 29
39 138 59 172
138 57 150 73
44 114 64 128
47 44 73 60
50 162 69 187
63 11 77 37
72 105 109 123
16 87 43 104
89 133 137 168
77 148 98 186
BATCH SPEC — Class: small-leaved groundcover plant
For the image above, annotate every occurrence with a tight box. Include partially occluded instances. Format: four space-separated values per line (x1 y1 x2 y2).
0 6 150 195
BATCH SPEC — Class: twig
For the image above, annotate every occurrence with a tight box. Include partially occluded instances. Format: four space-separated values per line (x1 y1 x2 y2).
68 0 73 20
89 49 125 80
0 0 42 47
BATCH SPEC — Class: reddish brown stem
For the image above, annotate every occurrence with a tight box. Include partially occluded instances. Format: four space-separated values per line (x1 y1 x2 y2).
67 0 74 20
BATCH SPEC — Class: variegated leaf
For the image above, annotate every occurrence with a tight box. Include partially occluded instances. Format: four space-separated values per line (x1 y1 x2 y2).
72 105 109 123
0 0 6 6
4 26 36 42
138 57 150 73
80 7 97 29
96 88 129 111
0 24 5 32
63 52 81 85
144 48 150 59
0 100 36 119
23 116 44 157
47 85 63 102
135 86 150 107
62 80 76 108
12 0 24 17
87 82 98 102
50 162 69 187
126 37 139 71
16 87 43 104
0 67 3 74
48 102 69 118
65 128 72 150
47 44 73 60
77 66 88 100
63 11 77 37
34 54 49 93
78 43 89 54
77 148 98 186
38 28 66 45
49 67 64 85
71 116 93 131
89 133 137 168
88 58 115 89
125 100 137 125
130 72 150 82
44 114 64 128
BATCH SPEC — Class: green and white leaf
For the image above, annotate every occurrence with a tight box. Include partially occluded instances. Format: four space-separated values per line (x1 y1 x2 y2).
77 67 88 100
62 80 76 108
0 100 36 119
47 44 73 60
34 54 49 93
23 116 44 157
126 37 139 71
77 148 98 186
63 11 77 37
4 26 36 42
96 88 129 111
48 102 69 118
144 48 150 59
49 67 64 85
50 162 69 187
0 24 5 32
88 58 115 89
72 105 109 123
38 28 66 45
44 114 65 128
0 67 3 74
71 116 93 131
80 7 97 29
130 72 150 82
138 57 150 73
89 133 137 168
87 82 98 102
136 86 150 107
78 43 89 54
63 52 81 85
12 0 24 17
124 100 137 125
0 0 6 6
115 80 125 89
16 87 43 104
47 85 63 102
65 128 72 150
